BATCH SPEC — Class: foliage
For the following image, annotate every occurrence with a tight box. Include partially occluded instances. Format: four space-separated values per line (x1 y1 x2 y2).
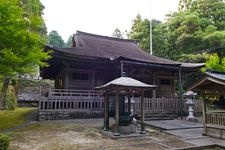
65 35 73 48
179 52 209 63
112 28 123 39
0 0 49 77
0 134 10 150
165 0 225 60
3 86 17 110
48 30 65 47
128 0 225 61
202 53 225 72
0 0 49 109
128 15 168 56
0 107 35 131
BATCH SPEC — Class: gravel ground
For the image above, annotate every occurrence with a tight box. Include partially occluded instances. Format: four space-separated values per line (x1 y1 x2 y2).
8 118 195 150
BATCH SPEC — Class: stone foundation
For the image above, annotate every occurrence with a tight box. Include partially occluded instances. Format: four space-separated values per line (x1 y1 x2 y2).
38 111 103 120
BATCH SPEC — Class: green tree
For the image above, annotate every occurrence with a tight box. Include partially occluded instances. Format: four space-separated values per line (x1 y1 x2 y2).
65 35 73 48
203 53 225 72
128 14 169 57
128 1 225 61
48 30 65 47
0 0 50 109
112 28 123 39
163 0 225 60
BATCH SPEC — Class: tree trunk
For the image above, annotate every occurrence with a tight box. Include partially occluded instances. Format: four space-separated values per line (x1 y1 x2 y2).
0 78 10 109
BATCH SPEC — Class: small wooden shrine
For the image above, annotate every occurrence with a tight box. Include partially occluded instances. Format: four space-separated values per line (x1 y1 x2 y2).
188 70 225 139
96 76 156 136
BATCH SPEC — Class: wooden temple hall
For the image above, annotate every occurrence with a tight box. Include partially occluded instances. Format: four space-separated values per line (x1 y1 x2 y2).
39 31 204 122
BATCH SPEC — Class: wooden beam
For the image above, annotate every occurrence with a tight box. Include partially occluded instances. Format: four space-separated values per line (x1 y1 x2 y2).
202 92 207 136
140 90 146 134
114 90 120 136
103 91 109 131
128 93 131 113
179 68 184 120
106 93 109 130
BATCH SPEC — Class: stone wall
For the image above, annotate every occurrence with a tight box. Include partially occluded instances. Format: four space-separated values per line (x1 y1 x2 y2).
38 110 103 120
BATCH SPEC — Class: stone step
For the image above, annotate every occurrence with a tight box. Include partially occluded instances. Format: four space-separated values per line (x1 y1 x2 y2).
135 113 178 121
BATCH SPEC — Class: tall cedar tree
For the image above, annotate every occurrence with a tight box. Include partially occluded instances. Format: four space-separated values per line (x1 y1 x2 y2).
0 0 50 109
48 30 65 47
129 0 225 61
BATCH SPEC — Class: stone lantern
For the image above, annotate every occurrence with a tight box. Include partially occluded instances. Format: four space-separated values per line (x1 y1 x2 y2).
184 90 198 122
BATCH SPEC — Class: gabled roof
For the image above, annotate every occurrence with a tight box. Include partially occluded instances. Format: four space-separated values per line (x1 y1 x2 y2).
53 31 181 66
188 70 225 92
95 76 156 90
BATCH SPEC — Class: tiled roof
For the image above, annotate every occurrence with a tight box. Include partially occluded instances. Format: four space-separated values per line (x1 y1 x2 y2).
206 70 225 81
53 31 181 66
95 76 157 90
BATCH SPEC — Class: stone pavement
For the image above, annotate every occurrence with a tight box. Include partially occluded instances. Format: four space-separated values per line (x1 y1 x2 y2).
145 119 203 130
145 119 225 148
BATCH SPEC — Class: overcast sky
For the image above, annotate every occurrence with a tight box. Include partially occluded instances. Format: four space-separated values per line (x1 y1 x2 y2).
40 0 179 41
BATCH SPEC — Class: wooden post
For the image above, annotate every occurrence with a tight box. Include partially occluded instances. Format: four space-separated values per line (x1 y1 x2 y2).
114 90 120 136
152 72 156 98
120 61 124 77
106 93 109 130
179 68 184 119
103 91 109 131
128 93 131 114
64 65 69 89
202 92 207 136
140 90 146 134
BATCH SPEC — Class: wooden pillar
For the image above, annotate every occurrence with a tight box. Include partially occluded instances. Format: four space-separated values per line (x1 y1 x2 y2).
128 93 131 114
103 91 109 131
92 67 96 88
152 72 156 98
106 93 109 130
120 61 124 77
64 65 69 89
202 91 207 136
114 90 120 136
179 68 184 119
140 90 146 134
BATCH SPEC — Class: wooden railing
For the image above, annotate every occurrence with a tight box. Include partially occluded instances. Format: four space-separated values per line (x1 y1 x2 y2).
206 113 225 126
134 97 181 113
39 89 202 114
39 89 104 111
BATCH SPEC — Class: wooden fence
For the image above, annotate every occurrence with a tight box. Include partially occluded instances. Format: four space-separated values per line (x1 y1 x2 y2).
134 97 180 113
206 113 225 126
39 89 104 111
39 89 202 114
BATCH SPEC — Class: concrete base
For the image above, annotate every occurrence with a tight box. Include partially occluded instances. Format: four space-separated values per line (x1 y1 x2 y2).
186 117 198 122
118 124 136 134
100 130 149 139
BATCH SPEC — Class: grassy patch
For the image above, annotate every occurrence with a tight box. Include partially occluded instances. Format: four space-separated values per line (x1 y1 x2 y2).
0 107 36 131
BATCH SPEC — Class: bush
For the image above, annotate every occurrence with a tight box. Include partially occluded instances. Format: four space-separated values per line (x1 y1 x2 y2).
4 86 17 110
0 134 10 150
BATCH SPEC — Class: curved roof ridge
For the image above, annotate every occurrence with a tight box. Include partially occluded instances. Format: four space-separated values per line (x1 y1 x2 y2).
75 30 137 43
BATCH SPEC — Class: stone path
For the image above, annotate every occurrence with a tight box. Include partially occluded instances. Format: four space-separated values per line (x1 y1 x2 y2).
145 119 225 148
166 128 225 147
145 119 203 130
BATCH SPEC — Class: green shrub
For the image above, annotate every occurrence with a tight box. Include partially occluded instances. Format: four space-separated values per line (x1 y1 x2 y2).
0 134 10 150
4 86 17 110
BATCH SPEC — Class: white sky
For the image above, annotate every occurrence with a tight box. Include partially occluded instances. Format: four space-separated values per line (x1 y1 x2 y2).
40 0 179 41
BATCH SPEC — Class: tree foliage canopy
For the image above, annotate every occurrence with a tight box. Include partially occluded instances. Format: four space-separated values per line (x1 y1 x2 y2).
48 30 65 47
0 0 50 77
0 0 50 109
128 0 225 62
128 14 167 56
112 28 124 39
